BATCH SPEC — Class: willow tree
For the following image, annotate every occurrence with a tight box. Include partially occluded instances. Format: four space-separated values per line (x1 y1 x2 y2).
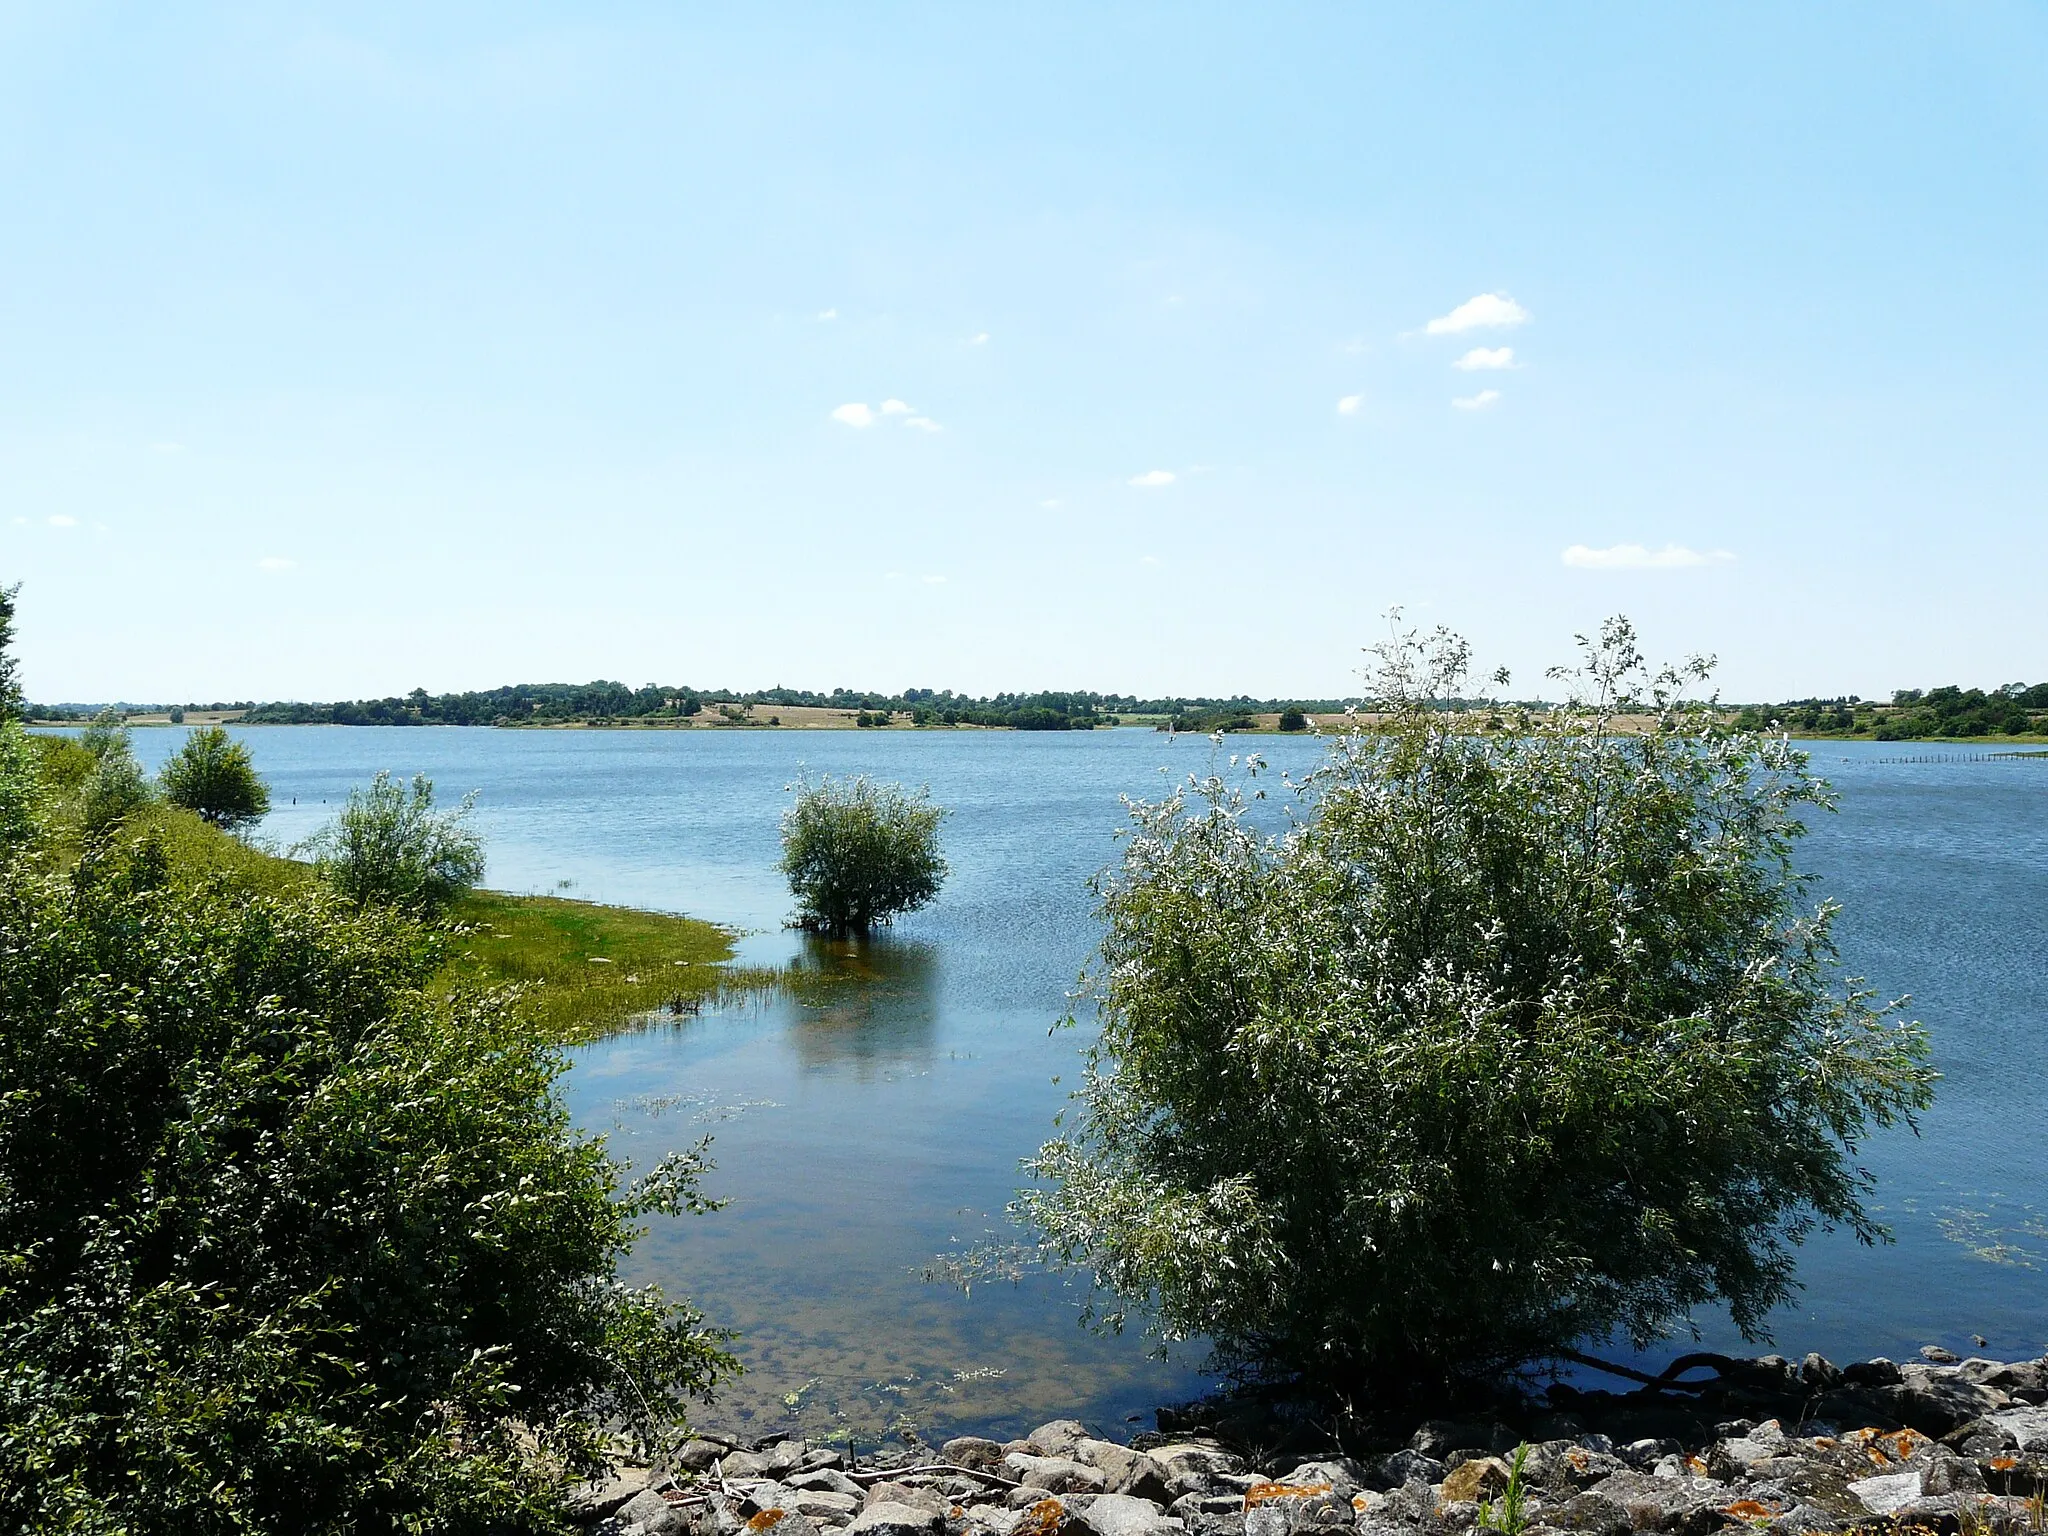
1024 618 1935 1386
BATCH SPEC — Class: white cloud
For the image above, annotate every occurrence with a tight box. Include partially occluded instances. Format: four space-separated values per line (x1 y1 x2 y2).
1561 543 1736 570
1452 390 1502 410
1336 394 1364 415
11 517 27 526
816 308 837 321
1129 469 1176 488
903 416 942 432
830 402 876 428
1425 293 1531 335
879 398 913 415
257 556 297 571
1140 554 1163 567
922 574 947 585
1039 498 1064 509
48 515 78 527
1453 346 1517 371
968 332 989 345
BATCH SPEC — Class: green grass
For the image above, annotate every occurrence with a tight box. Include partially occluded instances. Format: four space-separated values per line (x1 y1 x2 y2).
435 888 740 1042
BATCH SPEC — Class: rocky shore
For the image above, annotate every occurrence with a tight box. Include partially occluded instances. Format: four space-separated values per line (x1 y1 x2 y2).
579 1349 2048 1536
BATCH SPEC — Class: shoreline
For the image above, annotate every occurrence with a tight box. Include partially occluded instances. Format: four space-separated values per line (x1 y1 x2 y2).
583 1347 2048 1535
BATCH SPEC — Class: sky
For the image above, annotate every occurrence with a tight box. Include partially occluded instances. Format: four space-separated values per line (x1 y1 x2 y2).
3 3 2045 705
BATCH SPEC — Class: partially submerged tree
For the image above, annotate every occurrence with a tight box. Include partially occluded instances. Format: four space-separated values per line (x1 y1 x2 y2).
303 770 485 918
158 724 269 832
780 773 948 935
1023 618 1936 1389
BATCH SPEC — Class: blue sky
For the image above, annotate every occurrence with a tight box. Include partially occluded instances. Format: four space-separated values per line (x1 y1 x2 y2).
3 4 2044 703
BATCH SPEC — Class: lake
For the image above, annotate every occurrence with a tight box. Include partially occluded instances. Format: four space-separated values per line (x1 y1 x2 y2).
114 725 2048 1442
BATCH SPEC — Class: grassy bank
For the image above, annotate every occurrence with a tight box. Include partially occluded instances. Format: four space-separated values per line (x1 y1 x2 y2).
34 740 743 1042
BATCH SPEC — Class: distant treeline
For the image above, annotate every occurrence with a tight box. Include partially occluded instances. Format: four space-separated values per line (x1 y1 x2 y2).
1735 683 2048 740
44 682 1362 732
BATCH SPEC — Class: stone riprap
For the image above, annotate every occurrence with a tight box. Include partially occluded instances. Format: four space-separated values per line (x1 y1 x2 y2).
582 1351 2048 1536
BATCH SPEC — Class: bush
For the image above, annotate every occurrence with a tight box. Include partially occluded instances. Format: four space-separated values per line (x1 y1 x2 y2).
302 771 486 918
1277 707 1308 732
0 722 42 852
0 836 734 1534
158 724 269 831
76 710 153 832
779 773 947 935
1022 619 1936 1389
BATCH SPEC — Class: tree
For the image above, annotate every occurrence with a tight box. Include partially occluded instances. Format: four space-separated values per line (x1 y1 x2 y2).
1277 707 1308 732
302 771 486 918
0 836 733 1533
1021 618 1936 1390
158 725 269 831
779 773 948 935
0 584 21 723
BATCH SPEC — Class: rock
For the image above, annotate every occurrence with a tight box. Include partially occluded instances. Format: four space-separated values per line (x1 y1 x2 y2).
1585 1470 1722 1536
1439 1459 1509 1504
571 1468 655 1521
1922 1346 1962 1364
1077 1494 1185 1536
1028 1422 1097 1460
1545 1493 1631 1536
1370 1452 1443 1492
946 1439 1011 1474
791 1471 866 1500
865 1484 951 1517
1882 1365 2011 1435
749 1514 823 1536
1847 1471 1922 1515
608 1489 693 1536
1795 1354 1842 1391
794 1493 863 1522
1842 1358 1903 1388
1283 1461 1370 1499
1010 1497 1080 1536
724 1452 790 1480
1240 1483 1351 1531
678 1441 731 1473
1076 1439 1173 1502
1006 1455 1109 1495
1987 1407 2048 1452
849 1503 947 1536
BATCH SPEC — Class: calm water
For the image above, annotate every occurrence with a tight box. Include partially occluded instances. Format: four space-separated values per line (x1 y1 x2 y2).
114 726 2048 1437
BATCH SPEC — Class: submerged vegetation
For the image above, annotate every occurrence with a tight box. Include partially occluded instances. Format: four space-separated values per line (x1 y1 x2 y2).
1021 619 1938 1391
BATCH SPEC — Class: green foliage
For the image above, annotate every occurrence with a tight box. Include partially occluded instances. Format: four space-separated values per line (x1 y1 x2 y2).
76 710 153 832
303 771 486 918
1022 618 1937 1388
0 836 735 1534
0 722 43 852
779 773 948 935
1477 1446 1532 1535
0 583 21 722
1277 707 1309 732
158 724 270 831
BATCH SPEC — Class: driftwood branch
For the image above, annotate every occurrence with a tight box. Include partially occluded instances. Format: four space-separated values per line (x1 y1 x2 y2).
1556 1348 1743 1392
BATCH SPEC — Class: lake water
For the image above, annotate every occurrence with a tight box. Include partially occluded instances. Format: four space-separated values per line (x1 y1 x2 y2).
113 726 2048 1441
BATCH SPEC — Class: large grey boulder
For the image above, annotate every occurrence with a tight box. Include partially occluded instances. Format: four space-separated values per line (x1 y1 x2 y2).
1006 1454 1108 1494
1027 1421 1097 1459
945 1438 1011 1473
606 1488 693 1536
849 1502 948 1536
1585 1471 1723 1536
1847 1471 1923 1516
1077 1494 1185 1536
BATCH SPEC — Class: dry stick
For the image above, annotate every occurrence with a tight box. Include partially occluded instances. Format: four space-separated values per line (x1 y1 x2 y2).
1555 1347 1738 1391
848 1464 1025 1491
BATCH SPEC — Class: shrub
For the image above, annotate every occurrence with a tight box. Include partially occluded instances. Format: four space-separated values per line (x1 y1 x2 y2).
1022 618 1936 1389
158 724 269 831
76 709 153 832
779 773 947 935
0 722 42 852
303 770 486 918
0 836 734 1534
1277 707 1308 732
